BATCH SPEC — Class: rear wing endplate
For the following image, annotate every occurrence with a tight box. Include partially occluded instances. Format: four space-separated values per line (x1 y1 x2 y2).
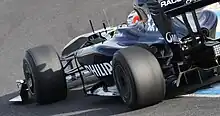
164 0 220 17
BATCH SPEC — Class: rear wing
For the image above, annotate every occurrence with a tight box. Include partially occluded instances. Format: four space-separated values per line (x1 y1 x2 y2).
164 0 220 17
161 0 220 41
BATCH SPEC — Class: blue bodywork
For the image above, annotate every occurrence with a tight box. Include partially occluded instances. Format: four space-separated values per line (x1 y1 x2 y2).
75 10 218 83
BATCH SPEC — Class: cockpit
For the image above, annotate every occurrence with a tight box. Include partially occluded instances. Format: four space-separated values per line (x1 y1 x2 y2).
126 0 218 40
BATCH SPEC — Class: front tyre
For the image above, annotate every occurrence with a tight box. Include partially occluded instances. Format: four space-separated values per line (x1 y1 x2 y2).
23 45 67 104
112 46 165 109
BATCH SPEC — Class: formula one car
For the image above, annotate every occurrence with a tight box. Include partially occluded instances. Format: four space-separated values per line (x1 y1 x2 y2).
9 0 220 109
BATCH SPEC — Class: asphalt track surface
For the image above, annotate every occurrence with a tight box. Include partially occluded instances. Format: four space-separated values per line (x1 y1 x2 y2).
1 0 220 116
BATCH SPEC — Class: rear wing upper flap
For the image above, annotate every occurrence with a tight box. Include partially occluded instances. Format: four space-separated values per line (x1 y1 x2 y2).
164 0 220 17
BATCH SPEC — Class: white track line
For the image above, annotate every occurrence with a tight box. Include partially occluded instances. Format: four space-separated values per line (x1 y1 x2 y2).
180 94 220 98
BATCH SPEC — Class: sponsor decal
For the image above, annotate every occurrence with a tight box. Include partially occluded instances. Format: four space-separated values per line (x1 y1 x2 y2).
165 32 178 43
84 61 112 77
160 0 182 7
185 0 199 4
146 14 158 32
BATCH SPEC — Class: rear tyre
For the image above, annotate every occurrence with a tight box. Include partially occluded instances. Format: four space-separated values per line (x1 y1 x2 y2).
112 46 165 109
23 45 67 104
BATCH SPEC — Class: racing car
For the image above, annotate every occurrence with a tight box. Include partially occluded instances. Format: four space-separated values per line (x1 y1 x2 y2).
9 0 220 109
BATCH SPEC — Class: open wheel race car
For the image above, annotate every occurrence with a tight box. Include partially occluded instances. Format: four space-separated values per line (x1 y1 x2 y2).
9 0 220 109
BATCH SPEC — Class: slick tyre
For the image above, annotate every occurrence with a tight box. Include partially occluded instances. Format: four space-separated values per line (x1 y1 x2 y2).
23 45 67 104
112 46 165 109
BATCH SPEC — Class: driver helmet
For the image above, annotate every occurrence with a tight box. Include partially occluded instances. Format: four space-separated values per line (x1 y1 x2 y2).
127 10 140 25
127 0 149 25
